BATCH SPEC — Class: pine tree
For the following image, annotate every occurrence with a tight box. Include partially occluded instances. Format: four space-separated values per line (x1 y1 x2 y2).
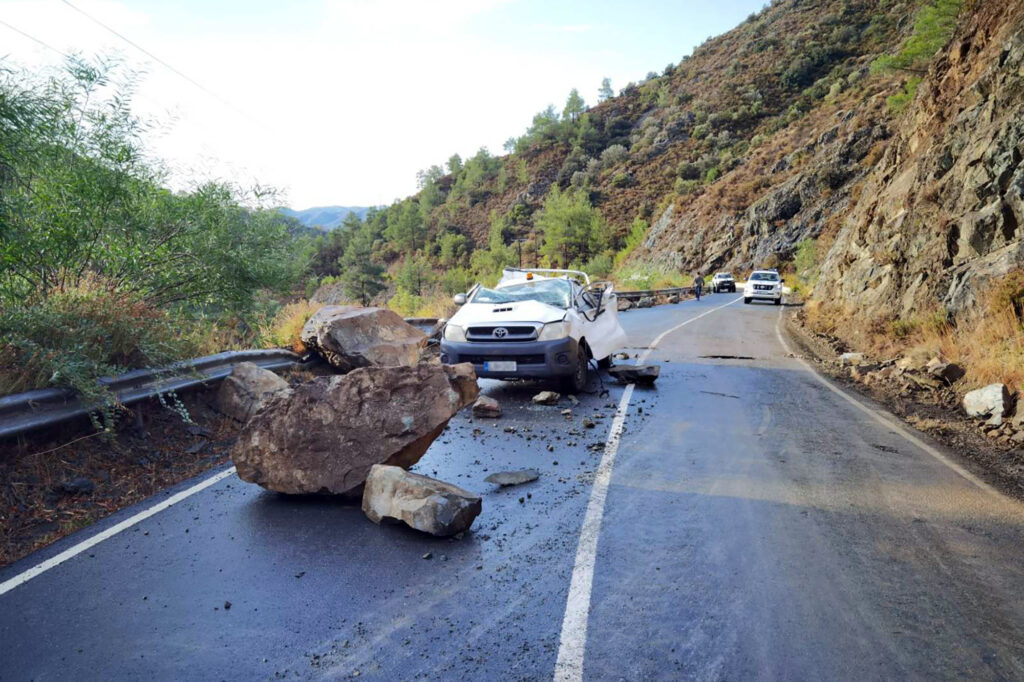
598 77 614 102
339 228 386 305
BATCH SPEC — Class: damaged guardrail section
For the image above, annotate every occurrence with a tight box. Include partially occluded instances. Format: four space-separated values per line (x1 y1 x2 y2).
0 349 302 439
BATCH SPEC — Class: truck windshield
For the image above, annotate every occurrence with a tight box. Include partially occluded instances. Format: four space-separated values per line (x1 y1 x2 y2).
750 272 779 282
472 279 573 308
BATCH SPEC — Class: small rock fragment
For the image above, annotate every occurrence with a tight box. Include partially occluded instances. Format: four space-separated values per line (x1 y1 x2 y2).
472 396 502 418
484 469 540 487
532 391 561 405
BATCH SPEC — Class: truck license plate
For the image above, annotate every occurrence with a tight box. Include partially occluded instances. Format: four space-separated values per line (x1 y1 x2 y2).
484 360 517 372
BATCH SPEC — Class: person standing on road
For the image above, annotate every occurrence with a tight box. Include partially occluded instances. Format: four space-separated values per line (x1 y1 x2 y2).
693 273 704 301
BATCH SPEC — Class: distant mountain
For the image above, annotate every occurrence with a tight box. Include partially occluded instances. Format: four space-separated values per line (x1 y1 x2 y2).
279 205 371 230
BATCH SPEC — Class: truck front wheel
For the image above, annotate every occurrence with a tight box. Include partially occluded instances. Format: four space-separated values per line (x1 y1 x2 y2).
563 347 589 392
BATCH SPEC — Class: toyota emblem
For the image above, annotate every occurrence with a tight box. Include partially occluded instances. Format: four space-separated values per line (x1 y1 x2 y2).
493 327 508 338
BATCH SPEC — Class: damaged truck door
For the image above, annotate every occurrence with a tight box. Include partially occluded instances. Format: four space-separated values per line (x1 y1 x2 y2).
440 268 628 391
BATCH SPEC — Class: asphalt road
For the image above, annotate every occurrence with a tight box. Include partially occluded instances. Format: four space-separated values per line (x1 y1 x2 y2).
2 294 1024 680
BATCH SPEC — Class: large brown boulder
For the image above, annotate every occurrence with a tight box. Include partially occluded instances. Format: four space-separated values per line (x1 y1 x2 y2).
362 464 481 537
231 363 479 495
300 305 427 372
217 362 289 422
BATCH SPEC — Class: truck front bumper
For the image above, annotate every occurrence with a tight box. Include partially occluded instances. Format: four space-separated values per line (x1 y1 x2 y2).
440 337 580 379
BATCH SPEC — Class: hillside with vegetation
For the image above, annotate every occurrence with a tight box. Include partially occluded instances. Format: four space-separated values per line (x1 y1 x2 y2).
305 0 1021 390
304 0 943 308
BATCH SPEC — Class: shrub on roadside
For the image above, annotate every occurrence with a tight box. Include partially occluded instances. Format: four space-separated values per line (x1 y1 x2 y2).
0 280 192 429
260 300 324 353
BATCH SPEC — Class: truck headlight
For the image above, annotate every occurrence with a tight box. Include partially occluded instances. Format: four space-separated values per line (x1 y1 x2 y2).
443 324 466 342
537 321 570 341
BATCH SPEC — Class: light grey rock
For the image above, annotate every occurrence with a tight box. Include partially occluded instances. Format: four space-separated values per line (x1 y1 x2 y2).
472 396 502 418
300 305 426 372
963 383 1012 426
484 469 540 487
532 391 561 405
840 352 865 367
362 464 481 537
217 362 289 422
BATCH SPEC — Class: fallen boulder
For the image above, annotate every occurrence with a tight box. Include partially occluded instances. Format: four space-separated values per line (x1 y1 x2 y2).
472 396 502 418
231 363 479 495
637 296 655 308
217 362 289 422
300 305 426 372
363 464 481 537
925 357 965 384
617 298 633 312
963 383 1013 426
485 469 540 487
532 391 560 405
607 364 660 384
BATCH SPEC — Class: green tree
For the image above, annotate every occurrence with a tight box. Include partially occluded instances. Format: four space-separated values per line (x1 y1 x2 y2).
447 154 463 175
394 255 434 296
438 232 469 268
0 57 303 310
563 88 586 123
385 199 426 255
535 186 609 267
339 227 386 305
598 77 614 102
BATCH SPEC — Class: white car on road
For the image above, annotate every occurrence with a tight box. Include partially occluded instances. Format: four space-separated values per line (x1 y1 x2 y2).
440 268 628 391
743 270 783 305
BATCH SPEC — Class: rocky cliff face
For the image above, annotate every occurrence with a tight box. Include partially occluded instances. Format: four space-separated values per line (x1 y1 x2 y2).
814 1 1024 327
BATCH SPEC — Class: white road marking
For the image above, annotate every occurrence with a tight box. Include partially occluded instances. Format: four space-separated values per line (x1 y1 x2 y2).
773 310 1002 497
639 296 743 363
0 466 237 596
554 296 741 681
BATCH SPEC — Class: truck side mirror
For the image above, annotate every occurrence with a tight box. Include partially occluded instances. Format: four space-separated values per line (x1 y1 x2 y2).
453 293 467 305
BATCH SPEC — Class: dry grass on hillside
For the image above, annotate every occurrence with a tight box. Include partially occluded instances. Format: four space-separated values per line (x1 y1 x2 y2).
806 271 1024 392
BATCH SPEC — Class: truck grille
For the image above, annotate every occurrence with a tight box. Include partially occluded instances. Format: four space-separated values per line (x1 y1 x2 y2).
466 325 537 342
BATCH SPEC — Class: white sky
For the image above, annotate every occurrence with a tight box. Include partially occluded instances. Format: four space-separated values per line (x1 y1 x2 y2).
0 0 765 208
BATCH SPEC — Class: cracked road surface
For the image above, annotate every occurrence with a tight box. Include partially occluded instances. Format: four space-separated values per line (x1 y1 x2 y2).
3 295 1024 680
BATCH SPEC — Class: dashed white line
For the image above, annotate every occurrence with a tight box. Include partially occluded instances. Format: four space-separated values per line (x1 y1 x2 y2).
554 295 742 681
773 308 1001 497
0 466 237 596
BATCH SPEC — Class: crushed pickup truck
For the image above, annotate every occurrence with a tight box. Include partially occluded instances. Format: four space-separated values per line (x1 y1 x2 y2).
440 268 628 391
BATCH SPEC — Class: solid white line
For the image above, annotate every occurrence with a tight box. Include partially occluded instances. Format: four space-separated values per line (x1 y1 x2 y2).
554 295 741 682
773 310 1002 497
553 383 634 682
0 466 237 597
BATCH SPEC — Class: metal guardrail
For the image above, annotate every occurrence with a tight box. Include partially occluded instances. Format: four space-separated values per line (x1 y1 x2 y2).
616 286 695 301
0 316 439 439
0 349 302 440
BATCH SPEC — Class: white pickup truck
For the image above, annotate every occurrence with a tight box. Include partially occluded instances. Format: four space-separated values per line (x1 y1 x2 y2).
440 268 628 391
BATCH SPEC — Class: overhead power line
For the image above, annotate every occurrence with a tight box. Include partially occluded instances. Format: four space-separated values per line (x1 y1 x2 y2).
0 17 72 59
58 0 268 129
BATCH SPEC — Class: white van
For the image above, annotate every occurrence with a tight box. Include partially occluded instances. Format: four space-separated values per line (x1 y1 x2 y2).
440 268 628 391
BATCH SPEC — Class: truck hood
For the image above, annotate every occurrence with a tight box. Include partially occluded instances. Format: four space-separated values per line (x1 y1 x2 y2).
448 299 567 327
